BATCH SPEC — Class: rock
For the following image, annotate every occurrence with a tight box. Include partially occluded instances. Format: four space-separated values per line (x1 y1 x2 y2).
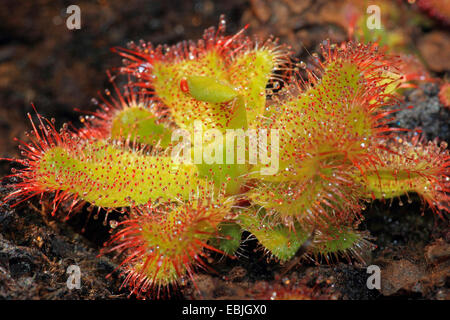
380 259 425 296
418 31 450 72
425 239 450 264
250 0 271 23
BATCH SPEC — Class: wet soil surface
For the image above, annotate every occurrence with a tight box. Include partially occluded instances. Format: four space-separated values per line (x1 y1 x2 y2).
0 0 449 299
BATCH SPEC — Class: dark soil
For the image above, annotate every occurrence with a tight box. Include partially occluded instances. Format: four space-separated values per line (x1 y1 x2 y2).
0 0 449 300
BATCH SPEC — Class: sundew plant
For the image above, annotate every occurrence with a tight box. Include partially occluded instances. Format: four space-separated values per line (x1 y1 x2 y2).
2 17 449 298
